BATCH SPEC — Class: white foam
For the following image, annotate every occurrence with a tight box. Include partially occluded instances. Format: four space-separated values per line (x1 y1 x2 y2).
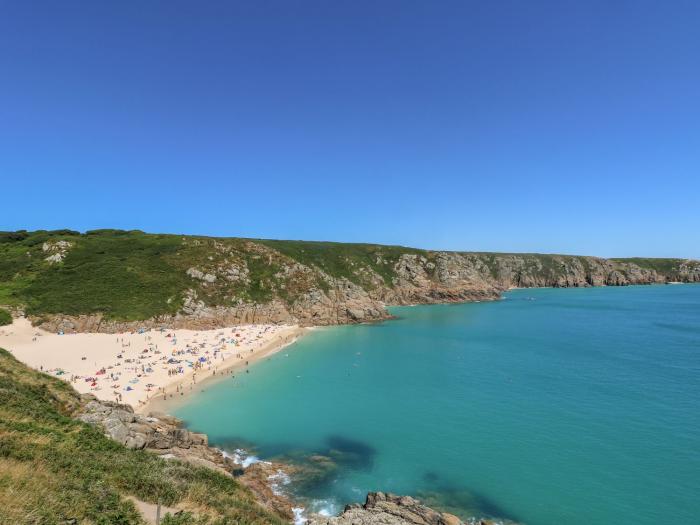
292 507 307 525
219 447 263 468
267 468 292 495
307 498 339 517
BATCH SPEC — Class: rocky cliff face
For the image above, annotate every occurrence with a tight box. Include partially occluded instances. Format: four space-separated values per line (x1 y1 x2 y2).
34 250 700 334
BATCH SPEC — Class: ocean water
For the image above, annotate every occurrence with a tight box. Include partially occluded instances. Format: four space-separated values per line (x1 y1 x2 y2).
174 285 700 525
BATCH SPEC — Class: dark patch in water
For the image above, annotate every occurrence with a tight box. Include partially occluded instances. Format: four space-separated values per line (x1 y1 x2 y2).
214 436 518 523
416 480 520 523
423 471 440 483
325 435 376 471
252 435 377 501
654 321 700 335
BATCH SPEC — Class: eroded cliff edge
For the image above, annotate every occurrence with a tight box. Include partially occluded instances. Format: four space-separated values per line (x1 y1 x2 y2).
1 230 698 332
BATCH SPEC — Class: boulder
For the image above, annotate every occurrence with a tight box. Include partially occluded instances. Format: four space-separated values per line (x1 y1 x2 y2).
125 434 147 450
104 418 129 444
113 409 135 424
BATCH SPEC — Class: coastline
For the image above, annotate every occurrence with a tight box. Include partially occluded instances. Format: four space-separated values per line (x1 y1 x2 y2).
1 316 315 522
1 317 309 412
141 325 310 415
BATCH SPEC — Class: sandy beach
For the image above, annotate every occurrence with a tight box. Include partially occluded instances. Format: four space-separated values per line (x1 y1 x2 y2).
1 318 306 413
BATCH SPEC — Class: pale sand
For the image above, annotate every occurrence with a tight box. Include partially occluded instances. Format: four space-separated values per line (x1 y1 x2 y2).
1 318 306 413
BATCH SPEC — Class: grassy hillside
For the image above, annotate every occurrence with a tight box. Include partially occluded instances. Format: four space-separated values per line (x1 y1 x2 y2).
258 239 423 287
609 257 689 275
0 229 696 324
0 230 421 320
0 347 285 525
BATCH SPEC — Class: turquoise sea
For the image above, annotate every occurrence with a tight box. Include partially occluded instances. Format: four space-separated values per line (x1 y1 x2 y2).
174 285 700 525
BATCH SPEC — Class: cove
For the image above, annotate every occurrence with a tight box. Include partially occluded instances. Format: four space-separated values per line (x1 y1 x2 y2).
174 285 700 525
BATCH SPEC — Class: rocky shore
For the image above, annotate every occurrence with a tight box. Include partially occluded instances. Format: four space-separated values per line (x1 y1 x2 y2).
77 395 509 525
77 395 297 521
310 492 504 525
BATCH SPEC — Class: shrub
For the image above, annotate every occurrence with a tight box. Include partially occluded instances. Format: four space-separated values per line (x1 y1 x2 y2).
0 308 12 326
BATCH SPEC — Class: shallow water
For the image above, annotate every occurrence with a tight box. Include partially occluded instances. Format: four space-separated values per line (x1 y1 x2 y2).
175 285 700 524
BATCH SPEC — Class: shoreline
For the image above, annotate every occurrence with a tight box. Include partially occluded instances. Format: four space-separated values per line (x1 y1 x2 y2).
141 326 310 415
1 317 309 411
0 316 313 522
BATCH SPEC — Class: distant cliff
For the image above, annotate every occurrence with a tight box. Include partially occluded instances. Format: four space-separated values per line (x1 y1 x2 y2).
1 230 698 332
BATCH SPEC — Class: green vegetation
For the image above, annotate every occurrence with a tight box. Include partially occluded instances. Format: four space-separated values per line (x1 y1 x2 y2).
259 239 423 287
0 308 11 326
610 257 686 276
24 233 189 320
0 348 286 525
0 229 696 324
0 230 427 319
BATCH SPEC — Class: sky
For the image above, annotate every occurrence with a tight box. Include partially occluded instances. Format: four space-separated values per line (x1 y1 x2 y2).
1 1 699 258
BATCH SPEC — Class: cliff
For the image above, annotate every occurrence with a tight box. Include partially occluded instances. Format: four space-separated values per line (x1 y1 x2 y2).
1 230 698 332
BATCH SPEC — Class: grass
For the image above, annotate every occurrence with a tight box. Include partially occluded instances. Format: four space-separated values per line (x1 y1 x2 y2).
0 308 11 326
0 230 696 323
0 348 287 525
609 257 685 275
23 232 188 320
258 239 423 287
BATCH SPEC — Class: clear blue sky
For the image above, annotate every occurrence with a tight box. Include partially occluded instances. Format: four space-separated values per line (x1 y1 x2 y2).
1 1 699 258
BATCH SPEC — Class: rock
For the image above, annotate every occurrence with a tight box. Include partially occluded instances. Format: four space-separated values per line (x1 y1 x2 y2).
85 400 111 414
128 423 154 435
113 409 135 424
346 308 366 321
77 413 103 425
311 492 465 525
440 513 462 525
189 432 208 446
42 240 73 264
147 412 182 426
104 418 129 444
150 437 172 450
124 434 147 450
186 267 217 283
